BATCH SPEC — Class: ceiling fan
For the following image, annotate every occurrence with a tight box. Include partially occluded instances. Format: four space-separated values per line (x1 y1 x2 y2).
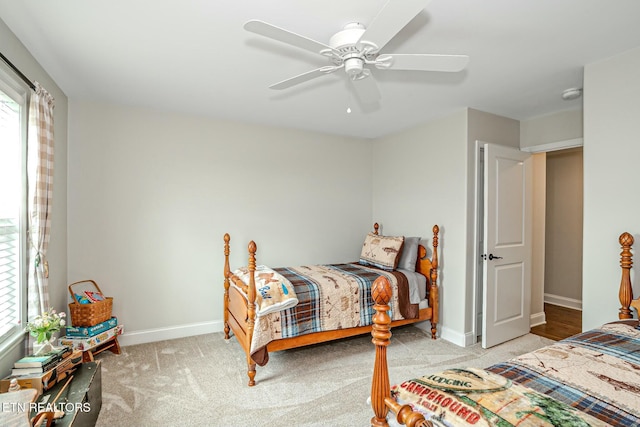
244 0 469 106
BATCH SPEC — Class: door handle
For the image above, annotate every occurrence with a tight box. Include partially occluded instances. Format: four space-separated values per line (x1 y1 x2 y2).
488 253 502 260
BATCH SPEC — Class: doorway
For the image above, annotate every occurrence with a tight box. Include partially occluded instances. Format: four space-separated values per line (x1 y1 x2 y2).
474 143 584 344
531 147 584 340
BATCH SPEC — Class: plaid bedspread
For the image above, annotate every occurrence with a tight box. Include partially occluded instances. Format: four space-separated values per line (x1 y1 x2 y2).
487 321 640 426
249 263 415 366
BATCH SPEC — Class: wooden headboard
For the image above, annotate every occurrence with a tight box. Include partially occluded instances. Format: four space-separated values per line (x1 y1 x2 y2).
372 222 439 282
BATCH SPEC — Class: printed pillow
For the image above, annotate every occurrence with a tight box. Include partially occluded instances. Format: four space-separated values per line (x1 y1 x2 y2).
397 236 420 271
359 233 404 271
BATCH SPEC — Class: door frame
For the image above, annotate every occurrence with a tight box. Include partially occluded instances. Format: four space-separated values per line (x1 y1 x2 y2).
471 140 486 343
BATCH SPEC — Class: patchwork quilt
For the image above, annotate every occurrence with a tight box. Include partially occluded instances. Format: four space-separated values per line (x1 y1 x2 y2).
246 263 415 366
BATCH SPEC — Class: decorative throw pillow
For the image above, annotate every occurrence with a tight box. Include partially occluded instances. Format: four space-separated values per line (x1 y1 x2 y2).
397 236 420 271
359 233 404 271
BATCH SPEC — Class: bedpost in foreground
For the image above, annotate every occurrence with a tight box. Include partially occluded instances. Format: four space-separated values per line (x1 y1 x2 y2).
223 233 231 340
618 232 635 319
246 240 258 386
370 276 392 427
371 276 433 427
429 225 439 339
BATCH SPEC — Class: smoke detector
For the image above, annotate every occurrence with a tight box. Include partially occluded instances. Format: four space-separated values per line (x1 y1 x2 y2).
561 87 582 101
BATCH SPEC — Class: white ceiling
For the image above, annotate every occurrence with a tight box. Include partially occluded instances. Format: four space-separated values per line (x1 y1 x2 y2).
1 0 639 139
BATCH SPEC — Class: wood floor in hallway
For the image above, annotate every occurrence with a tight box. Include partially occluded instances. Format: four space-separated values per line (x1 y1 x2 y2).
530 303 582 341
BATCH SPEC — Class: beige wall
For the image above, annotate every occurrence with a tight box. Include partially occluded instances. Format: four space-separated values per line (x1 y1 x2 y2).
521 110 584 321
466 109 520 342
373 108 520 346
520 109 583 149
0 18 68 376
373 110 469 343
68 101 372 344
583 46 640 329
544 148 584 304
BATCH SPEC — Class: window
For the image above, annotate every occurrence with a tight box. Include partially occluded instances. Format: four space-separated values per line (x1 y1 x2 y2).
0 66 28 346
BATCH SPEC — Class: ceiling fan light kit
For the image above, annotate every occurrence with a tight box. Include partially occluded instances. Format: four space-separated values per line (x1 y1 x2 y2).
244 0 470 107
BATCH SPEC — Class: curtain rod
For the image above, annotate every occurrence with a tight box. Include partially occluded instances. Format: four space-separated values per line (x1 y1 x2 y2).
0 51 36 90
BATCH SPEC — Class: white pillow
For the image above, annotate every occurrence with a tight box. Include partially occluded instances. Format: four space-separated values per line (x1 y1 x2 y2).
397 237 420 272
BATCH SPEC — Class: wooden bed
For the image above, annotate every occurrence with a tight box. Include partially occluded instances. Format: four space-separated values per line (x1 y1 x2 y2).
370 231 640 427
223 223 440 386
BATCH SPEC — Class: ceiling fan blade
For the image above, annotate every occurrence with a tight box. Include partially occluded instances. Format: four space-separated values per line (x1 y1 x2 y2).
244 20 336 56
380 54 469 72
358 0 430 52
269 66 340 90
349 72 381 106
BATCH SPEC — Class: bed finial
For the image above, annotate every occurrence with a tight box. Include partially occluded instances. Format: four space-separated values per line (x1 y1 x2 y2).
374 223 380 235
619 232 634 319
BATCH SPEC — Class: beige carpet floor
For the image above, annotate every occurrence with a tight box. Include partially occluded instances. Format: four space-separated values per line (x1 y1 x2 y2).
94 326 553 427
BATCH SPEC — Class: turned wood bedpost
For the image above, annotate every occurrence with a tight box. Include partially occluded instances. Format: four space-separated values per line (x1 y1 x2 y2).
247 240 258 386
371 276 392 427
618 232 635 319
223 233 231 339
370 276 433 427
429 225 439 339
374 222 380 235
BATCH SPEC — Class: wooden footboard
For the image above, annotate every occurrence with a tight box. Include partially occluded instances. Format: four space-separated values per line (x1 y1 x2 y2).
224 224 440 387
223 234 258 385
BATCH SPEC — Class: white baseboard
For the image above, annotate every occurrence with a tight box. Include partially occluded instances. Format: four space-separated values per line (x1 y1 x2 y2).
530 310 546 327
437 324 473 347
544 293 583 310
118 320 224 347
118 320 477 349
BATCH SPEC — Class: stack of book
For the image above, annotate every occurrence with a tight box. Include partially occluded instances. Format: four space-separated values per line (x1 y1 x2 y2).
1 346 83 395
59 316 122 351
11 346 72 375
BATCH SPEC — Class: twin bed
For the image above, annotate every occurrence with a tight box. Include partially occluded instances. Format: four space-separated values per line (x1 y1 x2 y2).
223 225 640 426
370 232 640 427
223 223 440 386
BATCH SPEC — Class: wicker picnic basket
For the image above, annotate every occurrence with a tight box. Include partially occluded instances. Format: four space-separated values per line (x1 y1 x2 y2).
68 280 113 327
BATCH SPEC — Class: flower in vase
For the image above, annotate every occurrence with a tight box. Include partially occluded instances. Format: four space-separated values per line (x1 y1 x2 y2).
25 308 66 344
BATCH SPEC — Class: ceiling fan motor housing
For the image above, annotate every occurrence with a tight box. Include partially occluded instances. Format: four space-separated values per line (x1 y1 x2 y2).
330 23 371 77
329 22 366 51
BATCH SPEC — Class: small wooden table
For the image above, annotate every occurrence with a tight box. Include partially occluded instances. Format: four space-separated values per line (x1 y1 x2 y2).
81 335 121 363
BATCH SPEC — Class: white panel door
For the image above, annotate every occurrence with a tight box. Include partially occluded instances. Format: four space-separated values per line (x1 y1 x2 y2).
482 143 532 348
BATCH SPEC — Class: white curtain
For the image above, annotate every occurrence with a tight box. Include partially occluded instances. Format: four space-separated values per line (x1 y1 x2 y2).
27 82 55 320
